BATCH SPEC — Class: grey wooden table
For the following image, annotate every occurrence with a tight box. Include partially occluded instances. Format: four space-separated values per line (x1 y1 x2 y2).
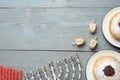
0 0 120 80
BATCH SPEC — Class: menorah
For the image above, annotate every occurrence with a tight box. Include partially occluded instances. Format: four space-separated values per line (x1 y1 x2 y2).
24 54 82 80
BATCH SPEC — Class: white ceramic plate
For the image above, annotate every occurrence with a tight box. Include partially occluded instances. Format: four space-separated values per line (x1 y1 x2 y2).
102 7 120 48
86 50 120 80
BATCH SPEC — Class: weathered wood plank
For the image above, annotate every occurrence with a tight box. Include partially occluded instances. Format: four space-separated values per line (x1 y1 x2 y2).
0 51 92 80
0 8 119 51
0 0 120 8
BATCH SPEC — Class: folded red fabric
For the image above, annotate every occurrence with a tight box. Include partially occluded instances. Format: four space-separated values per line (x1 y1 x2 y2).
0 65 23 80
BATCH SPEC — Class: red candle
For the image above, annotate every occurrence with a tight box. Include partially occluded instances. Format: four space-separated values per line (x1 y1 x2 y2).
0 76 1 80
11 69 15 80
14 70 18 80
2 67 6 80
18 70 23 80
17 71 19 80
5 68 8 80
9 68 12 80
7 68 11 80
0 65 3 77
2 67 4 79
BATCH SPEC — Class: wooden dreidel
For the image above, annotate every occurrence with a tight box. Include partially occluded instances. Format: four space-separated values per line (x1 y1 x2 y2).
72 38 85 46
89 20 96 34
89 36 98 50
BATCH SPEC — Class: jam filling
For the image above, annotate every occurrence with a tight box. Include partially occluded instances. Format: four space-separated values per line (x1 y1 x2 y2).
103 65 115 76
118 22 120 28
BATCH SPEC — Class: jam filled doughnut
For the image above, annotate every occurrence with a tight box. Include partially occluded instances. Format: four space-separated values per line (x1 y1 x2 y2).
93 56 120 80
86 50 120 80
109 12 120 41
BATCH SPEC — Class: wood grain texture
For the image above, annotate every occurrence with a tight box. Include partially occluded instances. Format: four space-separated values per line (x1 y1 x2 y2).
0 8 119 52
0 51 92 80
0 0 120 8
0 0 120 80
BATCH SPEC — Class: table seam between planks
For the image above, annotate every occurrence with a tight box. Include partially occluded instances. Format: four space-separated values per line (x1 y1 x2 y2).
0 6 117 9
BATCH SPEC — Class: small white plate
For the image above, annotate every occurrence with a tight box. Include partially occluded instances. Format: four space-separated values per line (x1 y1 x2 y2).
86 50 120 80
102 7 120 48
